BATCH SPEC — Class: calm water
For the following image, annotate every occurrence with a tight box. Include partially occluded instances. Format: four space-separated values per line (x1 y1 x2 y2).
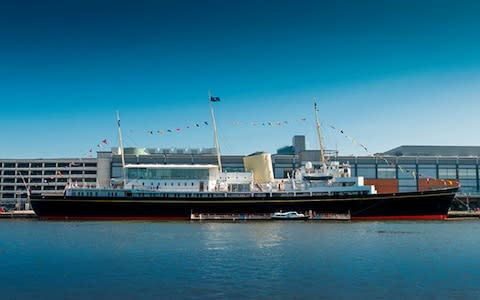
1 220 480 299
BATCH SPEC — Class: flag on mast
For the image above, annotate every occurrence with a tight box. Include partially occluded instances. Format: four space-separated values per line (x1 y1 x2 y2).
210 96 221 102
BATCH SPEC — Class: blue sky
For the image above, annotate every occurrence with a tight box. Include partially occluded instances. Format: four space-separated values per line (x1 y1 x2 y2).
1 0 479 158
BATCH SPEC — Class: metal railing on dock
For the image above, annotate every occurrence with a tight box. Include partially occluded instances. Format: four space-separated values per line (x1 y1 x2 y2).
190 213 272 221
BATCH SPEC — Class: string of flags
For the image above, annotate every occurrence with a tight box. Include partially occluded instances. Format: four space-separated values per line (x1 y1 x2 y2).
81 138 109 158
144 118 310 136
146 121 210 135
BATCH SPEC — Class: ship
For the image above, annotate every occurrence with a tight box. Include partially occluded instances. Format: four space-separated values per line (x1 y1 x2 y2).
30 158 458 220
30 100 459 220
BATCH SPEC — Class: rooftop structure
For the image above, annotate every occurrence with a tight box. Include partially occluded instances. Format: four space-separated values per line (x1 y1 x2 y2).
383 145 480 157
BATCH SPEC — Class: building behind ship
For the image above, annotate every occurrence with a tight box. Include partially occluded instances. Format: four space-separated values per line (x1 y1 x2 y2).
1 136 479 209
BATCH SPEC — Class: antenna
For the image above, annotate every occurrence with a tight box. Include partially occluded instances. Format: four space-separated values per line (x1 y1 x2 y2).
313 99 326 168
209 91 222 172
116 111 127 186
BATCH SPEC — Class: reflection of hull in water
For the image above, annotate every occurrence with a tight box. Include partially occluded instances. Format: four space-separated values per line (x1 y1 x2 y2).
30 187 458 221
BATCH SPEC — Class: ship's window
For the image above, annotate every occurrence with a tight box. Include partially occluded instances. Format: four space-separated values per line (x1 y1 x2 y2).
184 182 187 186
191 182 194 186
171 183 174 186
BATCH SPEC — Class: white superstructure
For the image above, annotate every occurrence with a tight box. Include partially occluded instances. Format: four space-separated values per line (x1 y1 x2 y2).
90 152 376 196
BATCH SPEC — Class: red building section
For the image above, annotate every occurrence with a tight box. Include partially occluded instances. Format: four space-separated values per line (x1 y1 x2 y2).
418 178 459 191
364 179 398 194
364 178 459 194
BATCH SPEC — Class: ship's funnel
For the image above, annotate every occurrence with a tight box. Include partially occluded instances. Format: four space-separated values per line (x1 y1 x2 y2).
243 152 274 183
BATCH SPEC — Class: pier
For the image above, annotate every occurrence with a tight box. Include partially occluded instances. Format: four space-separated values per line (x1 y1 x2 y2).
0 210 37 219
447 210 480 220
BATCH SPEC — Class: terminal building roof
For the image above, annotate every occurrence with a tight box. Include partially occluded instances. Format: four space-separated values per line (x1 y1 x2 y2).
382 146 480 157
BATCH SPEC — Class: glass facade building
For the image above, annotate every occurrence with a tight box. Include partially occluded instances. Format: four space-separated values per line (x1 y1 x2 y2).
2 137 480 207
0 159 97 206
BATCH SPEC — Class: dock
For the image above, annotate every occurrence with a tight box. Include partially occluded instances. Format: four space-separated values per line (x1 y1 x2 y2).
190 213 272 221
0 210 37 219
190 211 352 221
311 213 351 220
447 210 480 220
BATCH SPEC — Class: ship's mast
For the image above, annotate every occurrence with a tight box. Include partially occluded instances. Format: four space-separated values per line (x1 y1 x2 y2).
313 100 326 168
116 111 127 186
209 91 222 172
